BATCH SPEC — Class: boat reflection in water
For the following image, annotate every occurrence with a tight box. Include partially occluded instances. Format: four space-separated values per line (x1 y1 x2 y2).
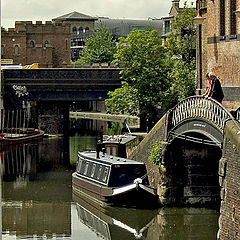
73 192 158 240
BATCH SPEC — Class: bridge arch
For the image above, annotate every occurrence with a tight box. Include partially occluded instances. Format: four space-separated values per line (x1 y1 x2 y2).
167 96 234 146
160 96 236 205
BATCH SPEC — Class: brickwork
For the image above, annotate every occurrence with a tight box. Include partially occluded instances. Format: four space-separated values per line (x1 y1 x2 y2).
1 21 71 68
205 0 240 109
218 120 240 240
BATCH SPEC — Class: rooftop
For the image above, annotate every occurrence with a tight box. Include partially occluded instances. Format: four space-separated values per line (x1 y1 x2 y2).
53 11 98 21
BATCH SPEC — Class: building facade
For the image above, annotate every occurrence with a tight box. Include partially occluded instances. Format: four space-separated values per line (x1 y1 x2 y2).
196 0 240 109
53 12 97 62
1 21 71 68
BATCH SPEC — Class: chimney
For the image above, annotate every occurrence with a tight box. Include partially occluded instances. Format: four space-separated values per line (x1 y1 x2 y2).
172 0 180 10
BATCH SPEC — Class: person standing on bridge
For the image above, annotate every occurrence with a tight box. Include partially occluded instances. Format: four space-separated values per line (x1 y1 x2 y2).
203 72 224 103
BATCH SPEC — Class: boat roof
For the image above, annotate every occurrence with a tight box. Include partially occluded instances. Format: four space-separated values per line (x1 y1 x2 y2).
102 134 136 145
78 151 144 166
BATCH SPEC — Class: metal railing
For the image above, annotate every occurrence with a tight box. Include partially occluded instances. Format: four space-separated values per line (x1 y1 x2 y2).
170 96 235 132
0 108 31 135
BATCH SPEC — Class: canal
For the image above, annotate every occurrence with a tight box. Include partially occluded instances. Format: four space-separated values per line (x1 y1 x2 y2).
0 124 219 239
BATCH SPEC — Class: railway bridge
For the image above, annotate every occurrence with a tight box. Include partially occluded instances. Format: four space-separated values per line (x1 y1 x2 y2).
2 68 122 133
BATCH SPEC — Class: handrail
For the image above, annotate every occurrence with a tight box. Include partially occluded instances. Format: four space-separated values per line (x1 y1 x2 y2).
169 95 236 132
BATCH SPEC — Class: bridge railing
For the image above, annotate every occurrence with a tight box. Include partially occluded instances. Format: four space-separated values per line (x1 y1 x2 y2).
170 96 235 131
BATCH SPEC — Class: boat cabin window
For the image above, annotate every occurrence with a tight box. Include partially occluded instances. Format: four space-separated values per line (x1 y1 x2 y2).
102 167 109 183
105 144 118 157
97 166 103 180
77 159 82 172
91 164 96 177
83 162 89 175
77 157 110 184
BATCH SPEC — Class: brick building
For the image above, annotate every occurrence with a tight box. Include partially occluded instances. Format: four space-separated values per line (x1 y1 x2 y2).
196 0 240 109
53 12 97 62
1 21 71 68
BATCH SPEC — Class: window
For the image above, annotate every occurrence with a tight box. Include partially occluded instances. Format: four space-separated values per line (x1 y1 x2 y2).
83 162 89 175
85 27 89 32
1 45 4 56
44 40 49 47
102 167 109 183
72 27 77 34
65 39 68 50
79 27 83 33
165 20 170 34
230 0 236 35
219 0 225 36
14 45 20 55
97 166 103 180
91 164 96 177
30 40 35 48
77 159 82 172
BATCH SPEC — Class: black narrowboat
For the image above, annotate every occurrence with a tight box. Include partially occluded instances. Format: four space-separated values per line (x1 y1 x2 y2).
72 150 158 208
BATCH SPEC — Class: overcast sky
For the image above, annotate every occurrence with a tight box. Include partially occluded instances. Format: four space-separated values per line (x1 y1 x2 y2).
1 0 194 29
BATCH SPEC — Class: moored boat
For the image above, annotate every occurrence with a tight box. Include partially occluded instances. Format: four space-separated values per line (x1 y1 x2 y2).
72 150 158 208
0 128 44 146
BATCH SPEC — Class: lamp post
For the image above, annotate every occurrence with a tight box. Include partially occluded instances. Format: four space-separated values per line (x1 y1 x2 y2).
235 8 240 18
194 0 205 95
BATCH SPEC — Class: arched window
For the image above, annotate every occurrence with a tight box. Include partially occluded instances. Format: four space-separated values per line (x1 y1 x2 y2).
219 0 225 36
1 45 4 56
72 26 77 34
85 27 89 32
230 0 236 35
79 27 83 33
65 39 68 50
44 40 49 47
14 45 19 55
30 40 35 48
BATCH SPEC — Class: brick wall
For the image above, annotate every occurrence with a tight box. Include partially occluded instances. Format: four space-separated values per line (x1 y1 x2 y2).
206 0 240 109
218 120 240 239
1 21 70 68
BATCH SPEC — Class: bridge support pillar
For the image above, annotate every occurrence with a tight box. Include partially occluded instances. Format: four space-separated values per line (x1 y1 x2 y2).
34 101 69 135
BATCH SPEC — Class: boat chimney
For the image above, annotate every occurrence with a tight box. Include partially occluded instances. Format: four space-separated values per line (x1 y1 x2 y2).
96 140 102 159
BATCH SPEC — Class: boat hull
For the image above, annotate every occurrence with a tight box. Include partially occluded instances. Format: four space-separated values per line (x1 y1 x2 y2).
72 172 158 208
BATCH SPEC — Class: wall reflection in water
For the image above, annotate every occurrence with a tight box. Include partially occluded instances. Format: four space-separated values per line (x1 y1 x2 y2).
1 138 73 239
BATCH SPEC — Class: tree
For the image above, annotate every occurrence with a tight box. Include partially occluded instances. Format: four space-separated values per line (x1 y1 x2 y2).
113 29 170 130
76 23 116 64
164 5 197 106
105 81 139 116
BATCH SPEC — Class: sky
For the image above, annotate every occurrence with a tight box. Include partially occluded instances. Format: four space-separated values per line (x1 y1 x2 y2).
1 0 194 29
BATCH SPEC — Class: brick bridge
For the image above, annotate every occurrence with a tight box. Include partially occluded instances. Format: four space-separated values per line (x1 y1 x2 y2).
2 68 122 133
129 95 240 239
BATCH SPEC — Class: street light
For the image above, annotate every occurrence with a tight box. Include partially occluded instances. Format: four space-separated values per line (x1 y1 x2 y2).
235 8 240 18
194 0 205 95
194 0 205 25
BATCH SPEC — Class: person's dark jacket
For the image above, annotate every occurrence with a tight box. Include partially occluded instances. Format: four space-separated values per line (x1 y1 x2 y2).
209 76 224 103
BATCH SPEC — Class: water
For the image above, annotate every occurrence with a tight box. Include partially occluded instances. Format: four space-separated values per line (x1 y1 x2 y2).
0 133 219 240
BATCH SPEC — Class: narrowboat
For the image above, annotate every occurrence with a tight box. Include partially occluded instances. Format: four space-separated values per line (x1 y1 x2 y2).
0 128 44 146
72 150 158 208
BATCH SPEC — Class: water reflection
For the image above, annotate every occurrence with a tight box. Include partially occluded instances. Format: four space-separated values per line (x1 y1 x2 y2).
0 133 219 240
73 193 157 240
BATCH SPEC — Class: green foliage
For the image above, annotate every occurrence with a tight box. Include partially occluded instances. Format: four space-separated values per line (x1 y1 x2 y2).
105 81 139 116
164 6 197 106
149 141 163 167
113 29 170 121
76 23 116 64
105 122 121 135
